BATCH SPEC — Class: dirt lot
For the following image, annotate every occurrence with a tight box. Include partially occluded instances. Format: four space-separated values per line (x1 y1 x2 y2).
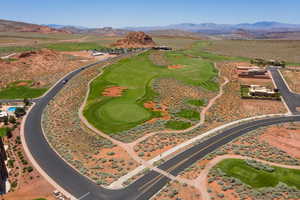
260 122 300 159
281 69 300 93
205 40 300 64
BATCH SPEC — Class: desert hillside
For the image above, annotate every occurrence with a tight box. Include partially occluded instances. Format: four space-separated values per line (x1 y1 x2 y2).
113 31 156 48
0 19 70 34
0 49 88 88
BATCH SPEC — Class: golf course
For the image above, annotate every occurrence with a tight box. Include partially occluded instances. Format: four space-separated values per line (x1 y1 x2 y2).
83 50 219 134
217 159 300 189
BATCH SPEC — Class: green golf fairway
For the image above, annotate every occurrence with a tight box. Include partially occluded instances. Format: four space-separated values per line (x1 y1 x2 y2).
217 159 300 189
84 50 218 134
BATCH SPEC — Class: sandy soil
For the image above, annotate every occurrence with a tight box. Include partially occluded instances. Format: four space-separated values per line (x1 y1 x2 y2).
3 177 55 200
281 69 300 93
260 123 300 159
153 181 201 200
15 82 29 87
102 86 127 97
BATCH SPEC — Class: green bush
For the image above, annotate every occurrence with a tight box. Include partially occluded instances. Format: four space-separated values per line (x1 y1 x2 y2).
165 120 191 130
175 109 200 120
187 99 206 107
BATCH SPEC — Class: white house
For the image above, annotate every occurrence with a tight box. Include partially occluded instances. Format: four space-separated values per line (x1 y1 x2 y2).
0 111 8 118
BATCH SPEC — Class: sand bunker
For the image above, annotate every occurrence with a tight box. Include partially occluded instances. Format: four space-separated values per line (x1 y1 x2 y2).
102 86 127 97
168 64 185 69
16 81 30 86
144 101 170 123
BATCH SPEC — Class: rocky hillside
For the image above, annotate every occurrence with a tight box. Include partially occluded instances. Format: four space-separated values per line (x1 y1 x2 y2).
0 19 70 34
113 32 156 48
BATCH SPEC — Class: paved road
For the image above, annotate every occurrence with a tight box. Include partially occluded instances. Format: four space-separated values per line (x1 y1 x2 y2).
270 68 300 114
22 61 300 200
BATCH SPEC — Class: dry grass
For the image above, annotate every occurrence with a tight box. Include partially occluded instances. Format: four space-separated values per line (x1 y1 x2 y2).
205 40 300 64
281 69 300 93
153 181 201 200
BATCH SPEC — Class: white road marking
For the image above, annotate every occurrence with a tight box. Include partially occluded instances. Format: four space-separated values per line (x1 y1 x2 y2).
78 192 90 200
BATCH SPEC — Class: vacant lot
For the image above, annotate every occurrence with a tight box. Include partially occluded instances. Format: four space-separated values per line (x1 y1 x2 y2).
204 40 300 64
84 50 218 134
281 69 300 93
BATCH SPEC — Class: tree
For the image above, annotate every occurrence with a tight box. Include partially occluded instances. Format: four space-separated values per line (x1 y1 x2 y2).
14 107 26 118
23 98 30 106
9 116 16 124
3 116 8 125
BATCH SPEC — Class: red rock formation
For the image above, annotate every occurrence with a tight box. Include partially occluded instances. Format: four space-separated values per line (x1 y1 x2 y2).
113 31 156 48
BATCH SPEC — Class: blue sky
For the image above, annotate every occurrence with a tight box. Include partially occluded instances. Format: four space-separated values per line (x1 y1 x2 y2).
1 0 299 28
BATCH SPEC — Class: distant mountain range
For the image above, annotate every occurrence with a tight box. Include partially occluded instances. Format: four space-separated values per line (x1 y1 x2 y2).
125 21 300 34
2 18 300 40
46 21 300 39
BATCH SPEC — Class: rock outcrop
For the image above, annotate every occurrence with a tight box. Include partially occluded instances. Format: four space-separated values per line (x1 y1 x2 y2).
113 31 156 48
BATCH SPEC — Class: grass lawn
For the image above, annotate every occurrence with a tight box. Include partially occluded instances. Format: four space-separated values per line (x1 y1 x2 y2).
217 159 300 189
0 128 9 137
0 46 38 55
84 50 218 134
187 99 206 107
0 42 101 56
0 81 47 99
175 109 200 120
165 120 192 130
44 42 105 51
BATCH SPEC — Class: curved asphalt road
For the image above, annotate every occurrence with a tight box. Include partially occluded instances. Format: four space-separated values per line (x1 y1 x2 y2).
22 62 300 200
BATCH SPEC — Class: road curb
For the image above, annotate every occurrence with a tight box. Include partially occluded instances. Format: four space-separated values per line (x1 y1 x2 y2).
20 104 76 200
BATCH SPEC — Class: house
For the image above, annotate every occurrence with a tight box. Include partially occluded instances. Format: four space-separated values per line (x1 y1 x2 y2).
92 52 104 56
236 66 259 71
0 111 8 118
249 85 278 97
238 68 269 79
152 46 172 51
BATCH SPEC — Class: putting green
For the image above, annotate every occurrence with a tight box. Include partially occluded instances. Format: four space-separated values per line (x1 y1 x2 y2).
98 102 151 123
84 50 218 134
